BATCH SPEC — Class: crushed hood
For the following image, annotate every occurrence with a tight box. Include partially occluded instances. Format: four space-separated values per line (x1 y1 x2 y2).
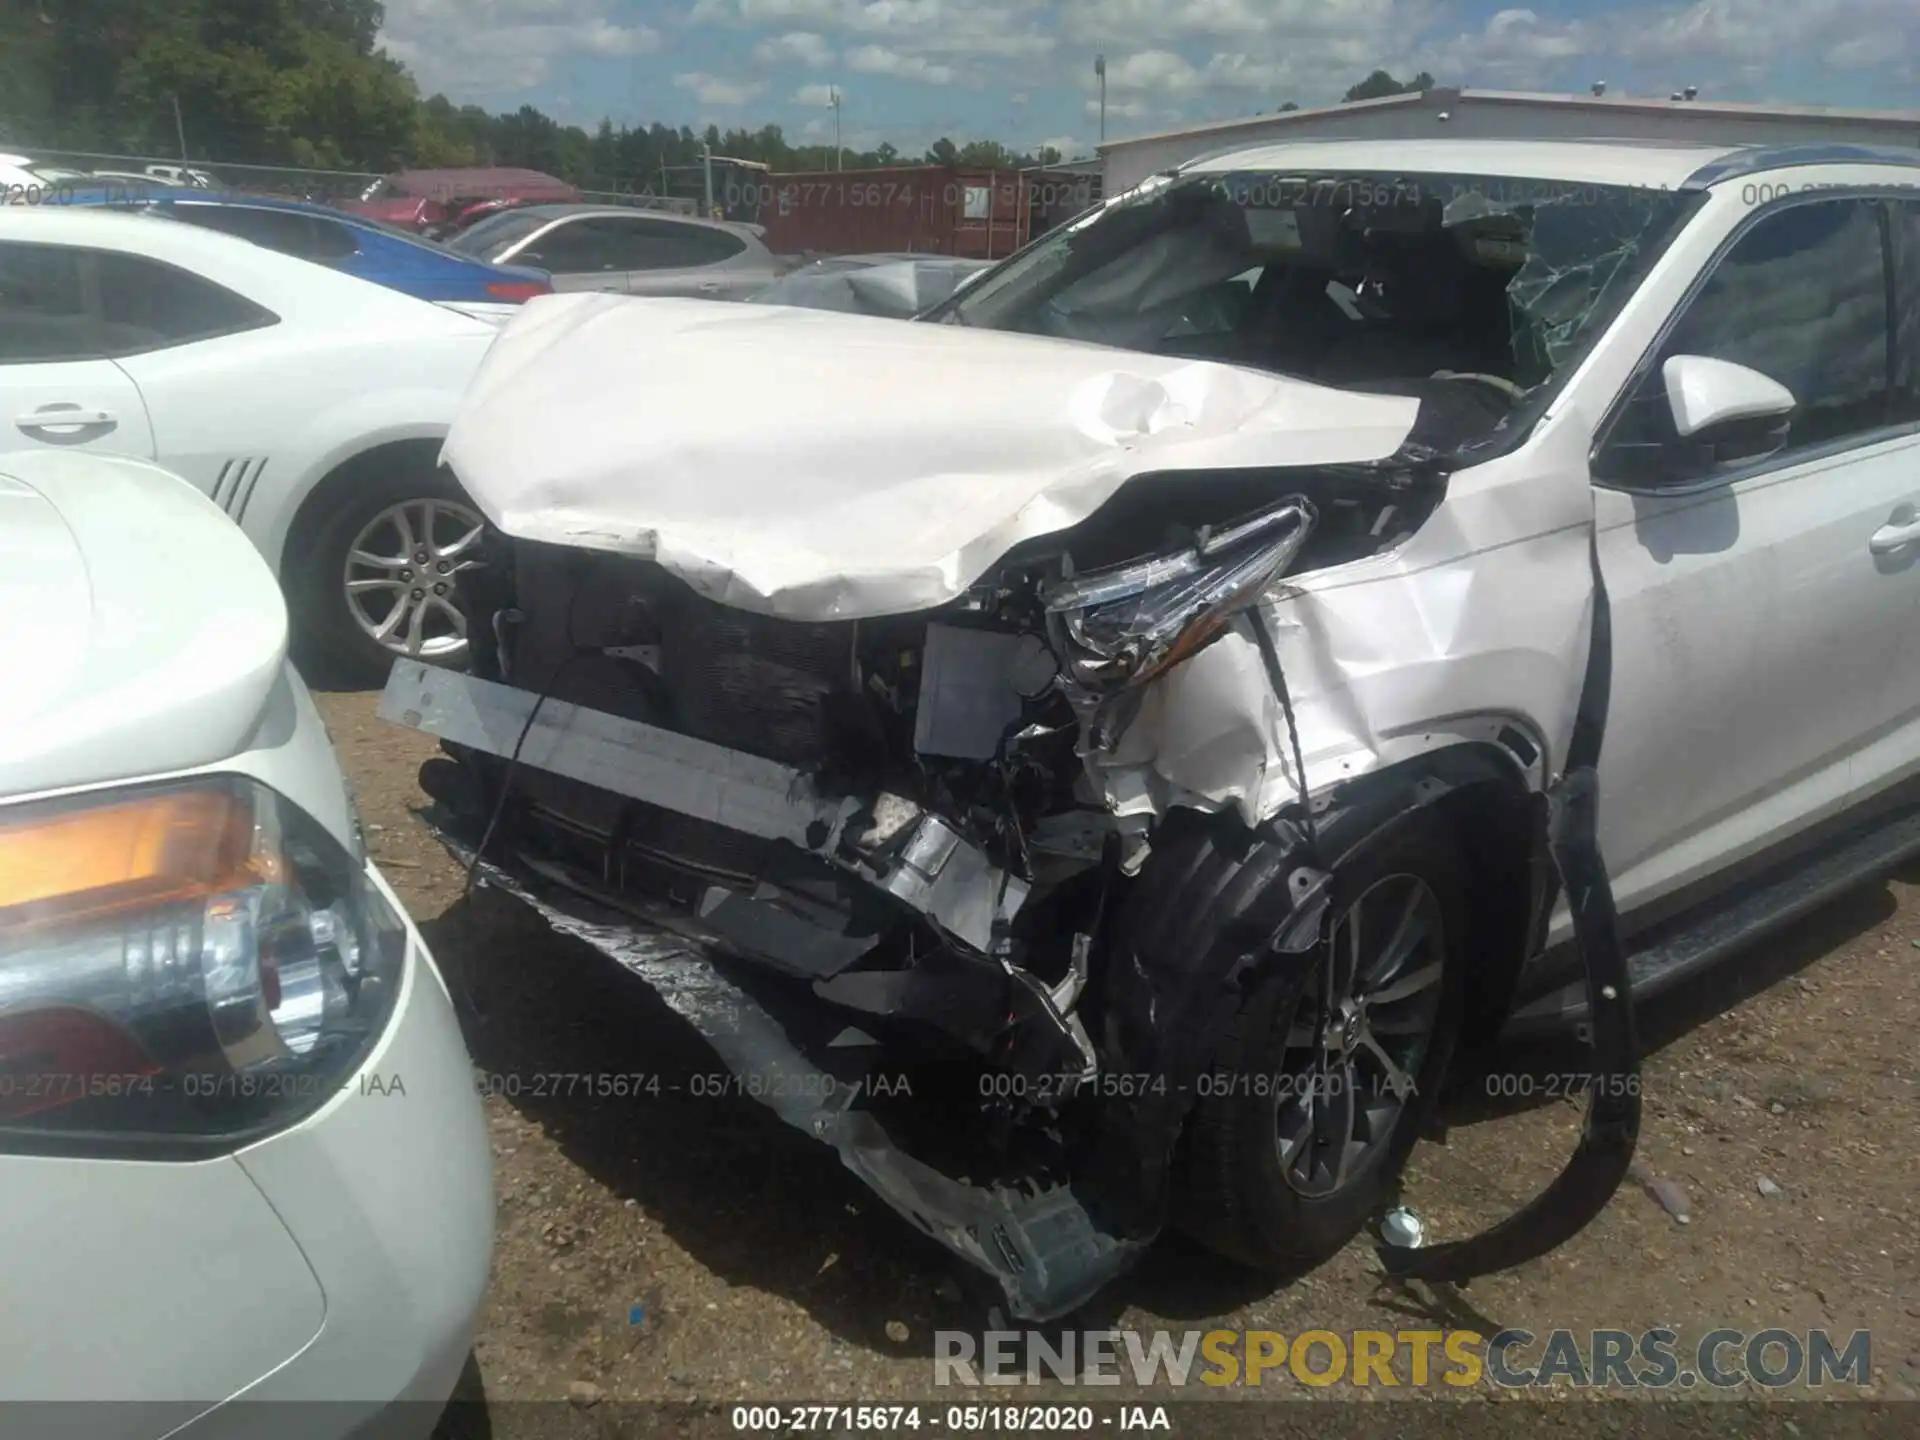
442 293 1420 619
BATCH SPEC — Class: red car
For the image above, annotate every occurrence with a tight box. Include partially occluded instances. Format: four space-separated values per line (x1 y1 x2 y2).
342 167 580 233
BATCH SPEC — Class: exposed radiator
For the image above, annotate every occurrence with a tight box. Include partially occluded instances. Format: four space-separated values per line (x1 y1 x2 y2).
656 590 855 767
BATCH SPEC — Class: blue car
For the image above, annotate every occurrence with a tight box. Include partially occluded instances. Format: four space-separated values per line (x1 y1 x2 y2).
51 183 553 308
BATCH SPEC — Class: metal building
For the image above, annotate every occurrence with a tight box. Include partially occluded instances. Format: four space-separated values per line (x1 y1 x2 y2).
1097 87 1920 194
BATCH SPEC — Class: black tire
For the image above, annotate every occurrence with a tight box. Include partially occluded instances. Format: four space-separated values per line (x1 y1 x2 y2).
292 465 484 685
1146 803 1467 1270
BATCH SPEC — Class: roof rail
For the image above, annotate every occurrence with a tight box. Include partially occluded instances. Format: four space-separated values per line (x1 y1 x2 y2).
1684 142 1920 188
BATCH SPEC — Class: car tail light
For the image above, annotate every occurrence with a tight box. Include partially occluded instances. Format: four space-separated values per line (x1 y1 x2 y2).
486 280 551 302
0 777 407 1153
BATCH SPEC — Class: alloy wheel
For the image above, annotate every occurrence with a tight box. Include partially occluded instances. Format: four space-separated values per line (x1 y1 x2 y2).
341 497 486 661
1274 872 1446 1198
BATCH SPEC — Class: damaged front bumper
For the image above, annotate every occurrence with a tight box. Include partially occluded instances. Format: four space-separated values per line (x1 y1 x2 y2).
381 659 1028 959
381 659 1143 1318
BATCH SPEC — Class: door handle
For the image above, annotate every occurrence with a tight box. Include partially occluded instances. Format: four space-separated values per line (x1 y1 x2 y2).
16 406 118 442
1869 518 1920 555
696 280 722 293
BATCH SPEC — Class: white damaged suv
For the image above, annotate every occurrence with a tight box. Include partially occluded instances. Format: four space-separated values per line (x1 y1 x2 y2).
380 139 1920 1318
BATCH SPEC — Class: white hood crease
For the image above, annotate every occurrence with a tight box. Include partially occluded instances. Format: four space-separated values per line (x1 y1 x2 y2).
442 292 1420 621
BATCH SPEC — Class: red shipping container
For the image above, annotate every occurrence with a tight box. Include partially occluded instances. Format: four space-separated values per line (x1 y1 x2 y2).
753 164 1101 259
751 164 954 256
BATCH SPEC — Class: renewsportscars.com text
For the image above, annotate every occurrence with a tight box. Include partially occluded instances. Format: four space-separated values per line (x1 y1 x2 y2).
934 1327 1872 1390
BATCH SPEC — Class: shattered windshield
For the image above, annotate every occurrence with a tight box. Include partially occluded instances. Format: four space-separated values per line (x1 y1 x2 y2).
935 168 1695 401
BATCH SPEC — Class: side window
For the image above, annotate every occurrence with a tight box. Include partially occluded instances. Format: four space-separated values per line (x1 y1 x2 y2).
93 251 279 349
0 242 279 361
169 205 361 264
1599 198 1891 484
609 219 746 270
0 242 95 361
299 216 361 262
657 224 747 267
1894 202 1920 426
519 218 624 272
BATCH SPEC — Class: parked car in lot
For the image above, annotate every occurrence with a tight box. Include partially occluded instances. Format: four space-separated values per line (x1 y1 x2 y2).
0 151 83 196
54 184 553 316
0 448 491 1438
343 166 580 234
139 162 220 188
0 207 500 677
380 138 1920 1320
747 252 991 318
445 204 778 298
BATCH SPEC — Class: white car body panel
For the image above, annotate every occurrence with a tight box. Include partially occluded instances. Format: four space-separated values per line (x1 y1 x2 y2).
0 454 491 1437
445 292 1420 619
1 357 156 454
1553 170 1920 922
0 450 287 796
0 1154 326 1409
0 209 496 573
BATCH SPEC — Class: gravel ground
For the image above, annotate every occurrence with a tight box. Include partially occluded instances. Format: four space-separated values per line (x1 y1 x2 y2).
313 684 1918 1429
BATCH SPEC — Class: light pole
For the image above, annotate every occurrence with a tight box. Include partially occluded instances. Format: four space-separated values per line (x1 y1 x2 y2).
830 86 843 170
1094 53 1105 142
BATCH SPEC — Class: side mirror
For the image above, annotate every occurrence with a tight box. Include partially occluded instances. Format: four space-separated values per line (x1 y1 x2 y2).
1663 354 1795 438
1658 354 1796 472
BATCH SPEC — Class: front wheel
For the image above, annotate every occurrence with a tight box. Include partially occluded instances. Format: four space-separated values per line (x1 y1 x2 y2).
1168 806 1467 1269
295 468 486 683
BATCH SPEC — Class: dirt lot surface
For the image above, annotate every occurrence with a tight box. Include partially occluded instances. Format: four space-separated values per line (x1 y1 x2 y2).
314 683 1919 1432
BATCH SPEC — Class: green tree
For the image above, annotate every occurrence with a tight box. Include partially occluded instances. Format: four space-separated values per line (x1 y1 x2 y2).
1343 69 1434 101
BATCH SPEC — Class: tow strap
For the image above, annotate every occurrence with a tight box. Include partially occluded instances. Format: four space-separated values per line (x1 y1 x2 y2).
1377 534 1642 1284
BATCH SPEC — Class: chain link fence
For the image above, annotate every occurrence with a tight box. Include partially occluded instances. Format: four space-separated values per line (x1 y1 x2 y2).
22 148 698 212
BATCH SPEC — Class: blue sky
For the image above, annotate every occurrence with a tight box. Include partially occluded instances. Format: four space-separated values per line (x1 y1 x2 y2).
378 1 1918 159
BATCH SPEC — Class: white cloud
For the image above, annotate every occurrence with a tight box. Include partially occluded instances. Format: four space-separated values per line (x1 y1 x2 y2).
1031 133 1084 158
846 43 956 82
688 0 1053 60
390 0 1917 128
1090 49 1308 99
794 82 841 104
1428 0 1914 90
675 71 766 104
379 0 661 97
753 30 836 67
1063 0 1414 46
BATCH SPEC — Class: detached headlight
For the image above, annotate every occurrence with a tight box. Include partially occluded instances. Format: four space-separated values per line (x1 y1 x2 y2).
1041 496 1317 692
0 776 406 1153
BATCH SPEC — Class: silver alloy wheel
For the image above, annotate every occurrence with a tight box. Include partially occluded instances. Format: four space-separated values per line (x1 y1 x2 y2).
1274 871 1445 1198
341 497 486 660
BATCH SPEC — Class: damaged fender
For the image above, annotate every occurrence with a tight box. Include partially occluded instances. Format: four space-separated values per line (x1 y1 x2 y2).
1086 400 1602 827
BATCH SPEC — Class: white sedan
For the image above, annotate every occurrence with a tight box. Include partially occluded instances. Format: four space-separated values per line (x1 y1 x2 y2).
0 448 492 1437
0 206 499 677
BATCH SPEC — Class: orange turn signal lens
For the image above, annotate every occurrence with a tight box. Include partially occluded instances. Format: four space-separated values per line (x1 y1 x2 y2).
0 788 274 936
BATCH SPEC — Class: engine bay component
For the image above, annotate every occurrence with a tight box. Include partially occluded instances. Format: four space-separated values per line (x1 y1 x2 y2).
911 624 1057 760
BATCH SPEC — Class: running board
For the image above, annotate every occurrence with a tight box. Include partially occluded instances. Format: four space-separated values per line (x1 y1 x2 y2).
1504 801 1920 1035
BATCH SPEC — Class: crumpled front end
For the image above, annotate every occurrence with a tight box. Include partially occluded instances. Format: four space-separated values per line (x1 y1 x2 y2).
388 295 1609 1317
384 424 1594 1317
